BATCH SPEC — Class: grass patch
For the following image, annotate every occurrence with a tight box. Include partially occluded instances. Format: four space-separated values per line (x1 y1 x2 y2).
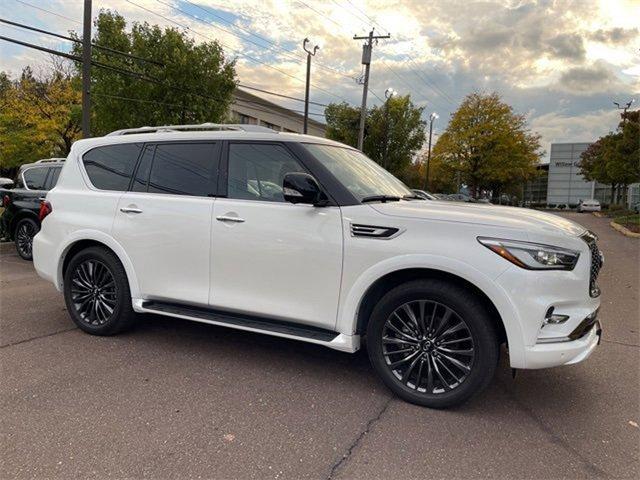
614 214 640 233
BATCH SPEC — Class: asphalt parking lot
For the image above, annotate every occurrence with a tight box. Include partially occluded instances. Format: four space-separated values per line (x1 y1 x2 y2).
1 212 638 479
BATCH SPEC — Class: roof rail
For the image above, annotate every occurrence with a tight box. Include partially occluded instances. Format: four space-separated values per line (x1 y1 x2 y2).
105 123 277 136
35 158 66 163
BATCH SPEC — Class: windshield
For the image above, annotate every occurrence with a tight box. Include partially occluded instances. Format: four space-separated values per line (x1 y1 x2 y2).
303 144 413 201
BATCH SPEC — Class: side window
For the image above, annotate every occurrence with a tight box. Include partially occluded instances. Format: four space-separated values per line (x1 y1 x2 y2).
45 167 61 190
227 143 306 202
131 146 154 192
83 143 143 191
147 143 216 196
23 167 48 190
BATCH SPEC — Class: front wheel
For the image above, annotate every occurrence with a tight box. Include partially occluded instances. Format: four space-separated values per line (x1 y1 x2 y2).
14 217 39 260
367 279 500 408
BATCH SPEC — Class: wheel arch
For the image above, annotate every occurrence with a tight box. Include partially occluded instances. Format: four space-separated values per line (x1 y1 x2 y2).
11 209 39 237
55 232 141 299
338 257 525 367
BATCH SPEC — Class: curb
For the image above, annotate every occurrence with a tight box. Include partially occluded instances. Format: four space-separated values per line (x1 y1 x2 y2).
610 221 640 238
592 212 606 218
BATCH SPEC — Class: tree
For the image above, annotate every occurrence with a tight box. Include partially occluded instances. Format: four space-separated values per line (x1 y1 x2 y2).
432 92 541 199
71 10 237 136
324 95 426 179
364 95 426 176
0 65 81 176
579 110 639 204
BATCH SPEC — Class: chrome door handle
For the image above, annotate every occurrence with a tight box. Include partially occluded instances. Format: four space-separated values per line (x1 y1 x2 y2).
216 215 245 223
120 207 142 214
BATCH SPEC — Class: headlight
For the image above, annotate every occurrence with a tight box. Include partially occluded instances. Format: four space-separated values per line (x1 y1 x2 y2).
477 237 580 271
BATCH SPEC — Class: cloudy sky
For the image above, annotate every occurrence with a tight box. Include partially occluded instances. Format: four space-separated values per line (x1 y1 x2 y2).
1 0 638 160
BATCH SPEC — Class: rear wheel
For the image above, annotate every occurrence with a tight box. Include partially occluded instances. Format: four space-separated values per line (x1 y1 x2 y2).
14 217 39 260
63 246 137 335
367 279 500 408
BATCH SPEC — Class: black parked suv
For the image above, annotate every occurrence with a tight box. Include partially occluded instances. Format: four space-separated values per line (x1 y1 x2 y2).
1 159 64 260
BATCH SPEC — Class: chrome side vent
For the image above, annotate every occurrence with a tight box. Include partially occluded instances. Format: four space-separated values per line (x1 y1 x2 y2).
351 224 402 239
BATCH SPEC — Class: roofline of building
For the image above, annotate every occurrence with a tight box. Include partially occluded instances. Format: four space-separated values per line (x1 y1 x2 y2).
234 87 326 129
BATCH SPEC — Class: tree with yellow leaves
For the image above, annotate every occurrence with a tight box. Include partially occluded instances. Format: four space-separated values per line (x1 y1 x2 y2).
0 64 82 176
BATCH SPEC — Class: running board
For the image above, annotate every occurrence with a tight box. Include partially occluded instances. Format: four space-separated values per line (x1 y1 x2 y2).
136 300 359 352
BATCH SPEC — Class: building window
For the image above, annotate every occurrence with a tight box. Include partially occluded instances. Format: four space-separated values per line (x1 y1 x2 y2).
238 113 257 125
260 120 281 131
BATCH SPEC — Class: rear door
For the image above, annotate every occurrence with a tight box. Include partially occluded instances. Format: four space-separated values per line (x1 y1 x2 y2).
112 141 219 305
209 141 343 330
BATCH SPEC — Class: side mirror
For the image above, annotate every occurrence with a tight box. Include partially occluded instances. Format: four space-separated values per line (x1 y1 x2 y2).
283 172 327 206
0 178 14 189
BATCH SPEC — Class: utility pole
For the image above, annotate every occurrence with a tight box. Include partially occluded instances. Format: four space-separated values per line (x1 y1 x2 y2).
353 29 390 151
81 0 92 138
614 99 635 123
383 87 395 169
424 112 438 191
302 38 319 134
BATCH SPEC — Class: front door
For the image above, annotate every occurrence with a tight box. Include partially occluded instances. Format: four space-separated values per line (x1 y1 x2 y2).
209 142 343 330
112 142 219 305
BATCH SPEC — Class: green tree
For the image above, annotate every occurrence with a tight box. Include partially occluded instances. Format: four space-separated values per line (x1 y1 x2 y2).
0 65 81 176
71 10 237 136
579 110 639 204
324 102 360 147
324 95 426 178
432 92 541 199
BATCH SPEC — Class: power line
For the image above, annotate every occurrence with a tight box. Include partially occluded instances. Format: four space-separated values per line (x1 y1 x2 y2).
13 0 80 25
237 84 328 107
0 18 165 66
180 0 356 82
0 35 326 118
125 0 349 103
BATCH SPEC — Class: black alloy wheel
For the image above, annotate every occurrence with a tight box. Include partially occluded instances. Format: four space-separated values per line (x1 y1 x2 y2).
367 279 499 408
63 246 137 335
15 218 39 260
381 300 475 394
70 259 118 326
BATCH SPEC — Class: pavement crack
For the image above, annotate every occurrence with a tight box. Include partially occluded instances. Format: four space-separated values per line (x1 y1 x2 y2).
601 338 639 348
498 380 610 478
326 396 393 480
0 327 77 349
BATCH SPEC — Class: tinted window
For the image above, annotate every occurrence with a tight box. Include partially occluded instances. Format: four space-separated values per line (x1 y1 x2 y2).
131 146 154 192
148 143 216 196
45 167 62 190
23 167 48 190
83 143 143 191
227 143 306 202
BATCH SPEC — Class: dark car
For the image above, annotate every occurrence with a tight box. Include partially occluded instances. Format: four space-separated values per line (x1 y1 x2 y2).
1 158 64 260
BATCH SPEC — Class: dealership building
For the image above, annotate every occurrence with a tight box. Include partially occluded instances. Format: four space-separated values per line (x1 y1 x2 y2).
524 142 639 207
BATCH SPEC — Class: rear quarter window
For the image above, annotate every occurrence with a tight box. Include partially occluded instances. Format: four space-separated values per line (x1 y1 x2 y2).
22 167 48 190
82 143 143 191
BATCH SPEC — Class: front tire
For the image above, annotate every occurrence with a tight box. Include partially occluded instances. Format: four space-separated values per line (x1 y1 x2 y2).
14 217 39 260
366 279 499 408
63 246 137 335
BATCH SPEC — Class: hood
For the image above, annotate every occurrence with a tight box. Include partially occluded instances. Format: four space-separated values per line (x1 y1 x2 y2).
370 201 587 237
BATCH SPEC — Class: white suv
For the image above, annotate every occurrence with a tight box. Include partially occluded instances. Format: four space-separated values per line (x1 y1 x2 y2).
33 124 603 408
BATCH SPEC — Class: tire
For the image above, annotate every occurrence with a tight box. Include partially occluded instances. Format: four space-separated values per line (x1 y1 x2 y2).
14 217 39 260
63 246 137 335
366 279 500 409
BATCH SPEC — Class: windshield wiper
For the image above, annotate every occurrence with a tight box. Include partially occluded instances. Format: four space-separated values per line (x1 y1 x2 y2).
402 194 425 200
361 195 402 203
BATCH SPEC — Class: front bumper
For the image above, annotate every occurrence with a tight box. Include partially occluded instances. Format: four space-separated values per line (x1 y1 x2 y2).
522 320 601 369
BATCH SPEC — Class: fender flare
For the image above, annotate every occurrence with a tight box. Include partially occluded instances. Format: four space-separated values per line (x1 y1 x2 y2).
336 254 526 367
54 230 141 299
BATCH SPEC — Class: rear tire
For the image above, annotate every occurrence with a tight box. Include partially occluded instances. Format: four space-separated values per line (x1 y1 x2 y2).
366 279 500 408
14 217 39 260
63 246 137 335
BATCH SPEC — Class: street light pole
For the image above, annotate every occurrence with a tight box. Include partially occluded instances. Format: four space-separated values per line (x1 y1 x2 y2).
302 38 319 134
614 99 635 124
383 87 395 170
424 112 438 191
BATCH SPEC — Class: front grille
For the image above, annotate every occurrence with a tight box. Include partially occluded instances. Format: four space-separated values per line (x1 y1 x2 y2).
581 231 603 297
